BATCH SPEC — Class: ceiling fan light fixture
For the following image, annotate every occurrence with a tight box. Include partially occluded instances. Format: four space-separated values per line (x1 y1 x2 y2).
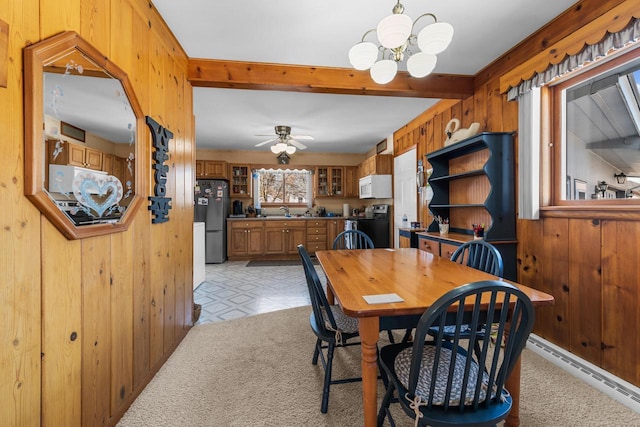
277 152 290 164
285 145 296 155
270 145 280 154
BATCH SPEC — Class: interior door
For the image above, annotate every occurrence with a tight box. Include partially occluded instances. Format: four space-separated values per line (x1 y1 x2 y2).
393 148 417 247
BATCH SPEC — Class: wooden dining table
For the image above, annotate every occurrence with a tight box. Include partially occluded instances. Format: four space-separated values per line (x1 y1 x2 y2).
315 248 554 427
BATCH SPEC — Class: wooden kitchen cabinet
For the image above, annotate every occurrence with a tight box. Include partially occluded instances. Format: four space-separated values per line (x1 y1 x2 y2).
326 218 345 248
343 166 358 198
358 154 392 178
264 220 306 256
316 166 344 197
49 140 103 170
102 153 114 174
306 219 328 253
418 233 466 259
196 160 228 179
227 220 264 258
230 164 252 197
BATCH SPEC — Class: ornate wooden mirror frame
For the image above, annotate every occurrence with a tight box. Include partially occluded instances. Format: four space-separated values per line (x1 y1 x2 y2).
24 31 143 239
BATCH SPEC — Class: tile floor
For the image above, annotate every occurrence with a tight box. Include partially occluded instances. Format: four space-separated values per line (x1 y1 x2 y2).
194 260 315 324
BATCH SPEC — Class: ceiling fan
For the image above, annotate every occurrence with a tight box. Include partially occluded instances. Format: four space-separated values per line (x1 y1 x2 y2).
254 125 314 153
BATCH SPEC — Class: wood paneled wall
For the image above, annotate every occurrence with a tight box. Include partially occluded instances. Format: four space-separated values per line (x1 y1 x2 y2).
394 0 640 387
0 0 194 425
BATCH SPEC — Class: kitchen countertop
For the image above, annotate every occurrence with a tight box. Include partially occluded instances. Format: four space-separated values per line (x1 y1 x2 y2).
226 216 344 221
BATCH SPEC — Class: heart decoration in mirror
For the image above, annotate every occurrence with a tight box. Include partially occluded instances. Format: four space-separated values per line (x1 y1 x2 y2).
73 172 123 217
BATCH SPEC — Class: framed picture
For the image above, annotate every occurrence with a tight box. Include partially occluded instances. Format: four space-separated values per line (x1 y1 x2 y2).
60 121 85 142
574 178 587 200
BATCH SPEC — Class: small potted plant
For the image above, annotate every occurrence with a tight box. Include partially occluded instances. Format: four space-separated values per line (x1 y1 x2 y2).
472 223 485 239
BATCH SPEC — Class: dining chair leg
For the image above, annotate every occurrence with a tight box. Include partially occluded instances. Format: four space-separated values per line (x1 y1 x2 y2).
376 347 389 389
377 381 396 427
312 338 321 365
321 342 335 413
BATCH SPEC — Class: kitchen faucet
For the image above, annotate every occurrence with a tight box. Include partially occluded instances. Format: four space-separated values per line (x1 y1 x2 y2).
280 206 290 216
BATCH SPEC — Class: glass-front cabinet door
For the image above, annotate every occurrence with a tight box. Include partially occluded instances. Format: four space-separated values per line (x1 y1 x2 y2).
315 166 344 197
230 164 251 197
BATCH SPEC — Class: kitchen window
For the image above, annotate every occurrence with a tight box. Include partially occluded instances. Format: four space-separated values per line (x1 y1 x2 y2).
254 168 312 208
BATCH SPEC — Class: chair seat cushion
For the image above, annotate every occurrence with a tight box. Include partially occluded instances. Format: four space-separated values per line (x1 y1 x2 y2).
394 345 489 406
322 306 359 334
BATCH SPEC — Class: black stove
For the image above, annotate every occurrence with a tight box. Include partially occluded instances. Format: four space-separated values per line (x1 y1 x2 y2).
351 204 390 248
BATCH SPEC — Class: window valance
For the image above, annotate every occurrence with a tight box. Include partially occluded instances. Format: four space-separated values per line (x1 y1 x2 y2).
507 17 640 101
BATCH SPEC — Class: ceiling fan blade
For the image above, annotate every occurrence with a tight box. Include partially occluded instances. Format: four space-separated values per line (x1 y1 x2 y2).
255 137 277 147
289 139 307 150
290 134 314 140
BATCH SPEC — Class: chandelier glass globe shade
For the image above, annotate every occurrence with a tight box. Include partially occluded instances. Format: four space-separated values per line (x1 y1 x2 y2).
370 59 398 84
407 52 437 78
348 42 379 70
376 13 412 48
417 22 454 54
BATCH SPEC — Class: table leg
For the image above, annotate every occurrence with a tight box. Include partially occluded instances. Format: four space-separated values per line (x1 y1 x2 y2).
504 354 522 427
325 281 335 305
359 317 380 427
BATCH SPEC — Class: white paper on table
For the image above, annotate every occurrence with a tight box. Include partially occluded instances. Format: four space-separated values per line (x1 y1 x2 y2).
362 293 404 304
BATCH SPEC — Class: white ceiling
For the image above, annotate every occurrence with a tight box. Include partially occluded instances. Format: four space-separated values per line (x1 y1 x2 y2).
151 1 578 154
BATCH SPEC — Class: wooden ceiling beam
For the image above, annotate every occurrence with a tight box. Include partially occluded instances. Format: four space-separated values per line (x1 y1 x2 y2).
188 58 475 99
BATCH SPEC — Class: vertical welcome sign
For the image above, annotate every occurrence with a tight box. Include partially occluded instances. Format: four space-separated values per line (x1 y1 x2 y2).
146 116 172 223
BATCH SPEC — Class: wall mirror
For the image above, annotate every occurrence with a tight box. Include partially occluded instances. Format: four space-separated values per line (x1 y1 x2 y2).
24 31 143 239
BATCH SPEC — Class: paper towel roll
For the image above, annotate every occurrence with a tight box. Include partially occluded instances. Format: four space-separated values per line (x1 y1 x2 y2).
343 203 350 217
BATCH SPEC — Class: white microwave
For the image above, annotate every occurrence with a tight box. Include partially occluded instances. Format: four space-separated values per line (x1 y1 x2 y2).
359 175 392 199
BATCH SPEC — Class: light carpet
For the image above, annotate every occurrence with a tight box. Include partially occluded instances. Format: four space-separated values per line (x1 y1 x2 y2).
118 306 640 426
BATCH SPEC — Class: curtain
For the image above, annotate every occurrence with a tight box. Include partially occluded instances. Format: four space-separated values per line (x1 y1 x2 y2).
507 18 640 101
518 87 541 220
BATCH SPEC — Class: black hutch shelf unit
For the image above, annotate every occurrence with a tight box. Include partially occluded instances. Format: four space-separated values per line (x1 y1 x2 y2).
426 132 517 279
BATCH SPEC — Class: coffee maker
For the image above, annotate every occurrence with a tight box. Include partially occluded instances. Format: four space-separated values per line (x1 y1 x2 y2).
232 200 243 215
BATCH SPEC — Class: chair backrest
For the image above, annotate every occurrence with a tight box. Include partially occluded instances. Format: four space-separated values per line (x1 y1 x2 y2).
297 244 339 334
332 229 374 250
408 280 535 414
451 240 504 277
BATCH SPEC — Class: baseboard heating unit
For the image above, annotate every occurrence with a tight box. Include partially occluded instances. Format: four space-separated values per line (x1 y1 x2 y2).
528 334 640 413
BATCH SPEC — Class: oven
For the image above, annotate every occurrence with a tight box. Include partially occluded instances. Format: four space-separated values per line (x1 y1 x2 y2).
351 204 390 248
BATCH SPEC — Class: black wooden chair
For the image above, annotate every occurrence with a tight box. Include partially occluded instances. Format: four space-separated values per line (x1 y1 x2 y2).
450 239 504 277
377 280 535 427
332 229 374 250
401 240 505 345
426 240 505 354
298 244 363 413
331 229 400 343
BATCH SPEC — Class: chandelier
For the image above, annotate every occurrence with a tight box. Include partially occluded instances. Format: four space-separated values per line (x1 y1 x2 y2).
348 1 454 84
